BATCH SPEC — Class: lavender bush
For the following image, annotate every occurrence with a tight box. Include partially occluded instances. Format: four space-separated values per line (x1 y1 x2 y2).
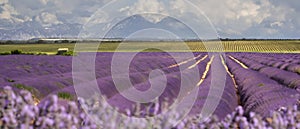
1 86 300 128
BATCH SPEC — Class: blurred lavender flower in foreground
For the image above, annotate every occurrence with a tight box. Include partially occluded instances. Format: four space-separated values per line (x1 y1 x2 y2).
0 86 300 128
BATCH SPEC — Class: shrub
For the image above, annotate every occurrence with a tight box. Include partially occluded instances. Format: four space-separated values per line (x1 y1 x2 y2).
0 52 11 55
37 52 47 55
257 83 265 87
6 79 15 82
62 51 76 56
1 50 47 55
10 50 22 55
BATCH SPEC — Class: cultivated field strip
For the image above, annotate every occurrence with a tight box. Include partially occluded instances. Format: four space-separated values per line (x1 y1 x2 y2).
1 40 300 53
234 53 300 74
1 52 300 120
221 41 300 52
225 55 300 117
0 55 74 102
188 55 238 119
228 53 300 90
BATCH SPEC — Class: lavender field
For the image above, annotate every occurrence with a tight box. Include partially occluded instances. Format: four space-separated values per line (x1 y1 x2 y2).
2 0 300 127
0 51 300 128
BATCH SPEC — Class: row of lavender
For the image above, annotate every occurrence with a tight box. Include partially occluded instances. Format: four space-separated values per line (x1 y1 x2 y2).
0 55 73 99
231 53 300 89
225 53 300 117
234 53 300 74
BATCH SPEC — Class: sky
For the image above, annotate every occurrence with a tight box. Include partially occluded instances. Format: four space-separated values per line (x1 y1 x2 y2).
0 0 299 39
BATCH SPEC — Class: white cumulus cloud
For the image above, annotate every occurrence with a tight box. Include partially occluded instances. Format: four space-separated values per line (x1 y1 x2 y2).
34 12 62 26
0 0 27 23
191 0 297 38
121 0 168 23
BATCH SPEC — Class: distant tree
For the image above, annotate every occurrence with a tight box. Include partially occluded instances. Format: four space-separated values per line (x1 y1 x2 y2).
6 40 14 44
61 40 69 43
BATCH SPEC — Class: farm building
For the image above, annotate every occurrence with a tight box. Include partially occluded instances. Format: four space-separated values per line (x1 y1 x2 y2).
57 48 69 55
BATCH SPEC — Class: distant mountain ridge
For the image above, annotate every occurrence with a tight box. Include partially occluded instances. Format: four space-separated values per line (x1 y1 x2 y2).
0 14 200 40
105 15 198 40
0 20 82 40
1 14 300 41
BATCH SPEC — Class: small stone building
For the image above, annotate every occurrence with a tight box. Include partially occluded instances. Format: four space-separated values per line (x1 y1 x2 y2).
57 48 69 55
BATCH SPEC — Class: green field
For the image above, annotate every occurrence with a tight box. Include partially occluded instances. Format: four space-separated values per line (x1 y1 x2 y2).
0 40 300 54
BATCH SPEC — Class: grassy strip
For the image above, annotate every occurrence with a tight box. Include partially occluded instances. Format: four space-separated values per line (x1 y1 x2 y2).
0 49 48 55
12 84 40 98
13 84 36 92
57 92 73 100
